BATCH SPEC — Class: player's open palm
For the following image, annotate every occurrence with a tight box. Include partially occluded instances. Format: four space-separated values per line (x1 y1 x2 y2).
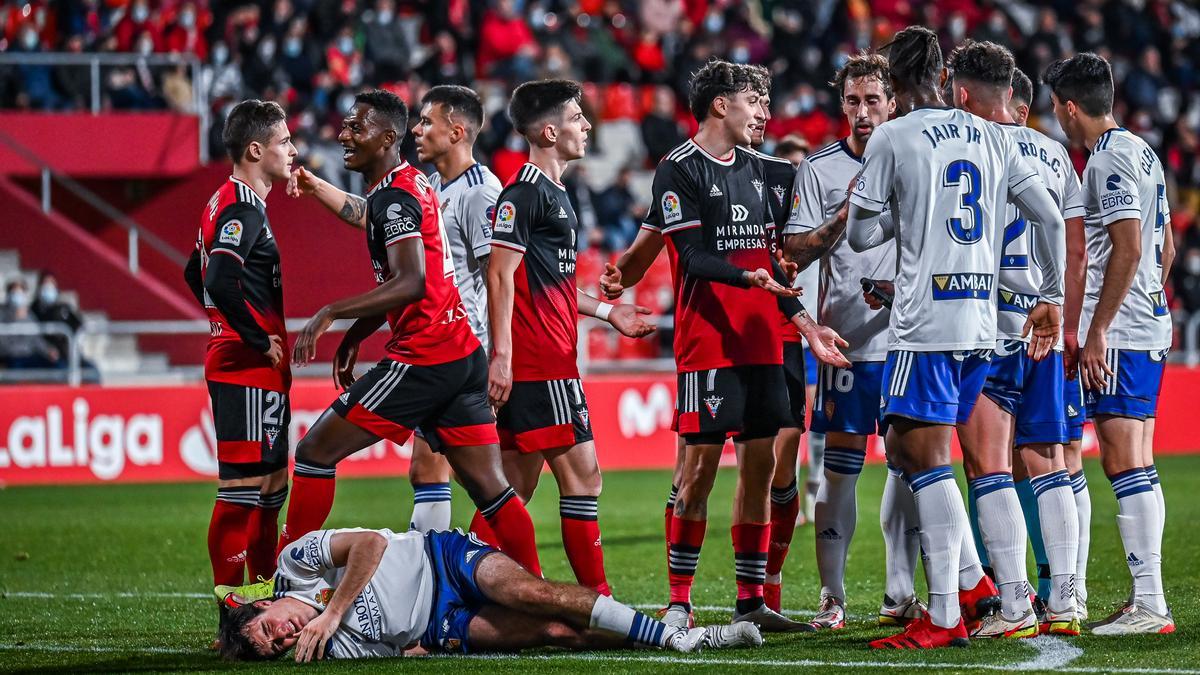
287 166 319 198
333 338 359 390
608 304 657 338
1079 331 1113 392
808 325 852 368
747 268 801 297
1022 302 1062 362
488 356 513 408
293 308 334 366
599 263 625 300
294 610 340 662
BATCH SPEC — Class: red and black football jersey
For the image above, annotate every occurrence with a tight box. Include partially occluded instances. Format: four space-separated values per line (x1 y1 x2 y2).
752 148 805 344
652 140 784 372
194 176 289 391
490 163 581 381
365 163 480 366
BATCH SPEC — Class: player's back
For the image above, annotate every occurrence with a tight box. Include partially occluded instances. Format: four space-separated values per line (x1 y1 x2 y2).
365 163 479 366
197 177 289 390
490 163 582 381
1080 128 1172 350
430 163 502 352
854 107 1036 351
996 124 1083 340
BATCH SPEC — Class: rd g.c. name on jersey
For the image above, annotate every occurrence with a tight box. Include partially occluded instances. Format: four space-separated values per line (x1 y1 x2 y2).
849 108 1042 351
995 123 1084 342
1079 128 1172 350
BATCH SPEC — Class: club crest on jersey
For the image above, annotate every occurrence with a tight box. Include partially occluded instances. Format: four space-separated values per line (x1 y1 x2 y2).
704 395 724 418
772 184 786 205
931 273 993 300
751 179 764 200
219 220 243 245
824 399 835 418
494 201 516 233
578 408 590 429
316 588 334 605
483 205 496 238
661 191 682 224
265 426 280 449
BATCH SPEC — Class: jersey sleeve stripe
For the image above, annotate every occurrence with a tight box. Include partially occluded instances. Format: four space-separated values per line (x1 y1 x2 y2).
1009 172 1038 195
639 222 662 233
209 247 245 263
1063 205 1086 219
1100 209 1143 225
849 191 886 206
662 220 702 234
385 231 423 246
491 240 527 253
472 242 492 258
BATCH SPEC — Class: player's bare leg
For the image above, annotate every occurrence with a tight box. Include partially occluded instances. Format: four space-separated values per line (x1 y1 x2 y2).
1063 437 1090 618
445 443 542 577
765 426 802 611
884 419 971 640
409 436 452 532
543 440 610 595
471 553 761 652
958 395 1032 637
1020 441 1079 634
810 430 867 629
277 409 384 553
1091 415 1168 629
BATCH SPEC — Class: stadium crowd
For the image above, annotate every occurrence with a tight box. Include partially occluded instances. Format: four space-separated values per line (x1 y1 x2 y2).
1 0 1200 340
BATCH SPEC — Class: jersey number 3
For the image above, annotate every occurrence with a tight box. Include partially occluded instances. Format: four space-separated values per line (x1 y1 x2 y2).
944 160 984 245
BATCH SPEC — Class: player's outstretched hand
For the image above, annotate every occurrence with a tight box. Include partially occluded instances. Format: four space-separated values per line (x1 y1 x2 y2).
747 268 801 297
263 335 284 367
294 610 340 662
599 262 625 300
774 249 799 284
807 325 852 369
1063 331 1080 378
1022 302 1062 362
287 166 320 198
862 279 893 310
1079 330 1113 392
293 308 334 366
488 355 513 409
608 304 657 338
332 337 359 390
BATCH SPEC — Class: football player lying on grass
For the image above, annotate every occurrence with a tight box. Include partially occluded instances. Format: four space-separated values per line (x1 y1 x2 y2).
218 527 762 661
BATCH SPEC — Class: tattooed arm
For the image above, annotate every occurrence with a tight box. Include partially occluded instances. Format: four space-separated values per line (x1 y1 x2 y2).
288 166 368 229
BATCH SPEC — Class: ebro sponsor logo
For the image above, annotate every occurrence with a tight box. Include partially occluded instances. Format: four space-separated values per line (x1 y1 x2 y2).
0 399 163 480
931 272 994 300
1102 173 1135 209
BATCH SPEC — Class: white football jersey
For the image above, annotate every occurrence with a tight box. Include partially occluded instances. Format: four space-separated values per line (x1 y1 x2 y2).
1079 128 1172 350
430 163 502 353
275 528 433 659
785 139 893 361
849 107 1042 351
996 123 1084 342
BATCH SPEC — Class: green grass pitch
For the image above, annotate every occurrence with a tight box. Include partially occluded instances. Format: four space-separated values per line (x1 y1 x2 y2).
2 456 1198 673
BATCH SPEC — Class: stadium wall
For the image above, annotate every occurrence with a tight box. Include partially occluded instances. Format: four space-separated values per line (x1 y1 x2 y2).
0 113 201 177
2 368 1199 486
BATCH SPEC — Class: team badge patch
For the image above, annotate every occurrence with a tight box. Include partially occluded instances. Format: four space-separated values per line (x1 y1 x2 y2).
661 191 682 224
578 408 590 429
494 201 516 233
316 588 334 605
751 179 764 200
483 205 496 238
824 399 835 418
218 220 243 245
704 395 724 418
772 184 786 205
265 427 280 450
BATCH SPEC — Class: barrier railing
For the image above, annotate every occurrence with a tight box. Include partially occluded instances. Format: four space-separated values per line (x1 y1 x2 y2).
0 321 81 386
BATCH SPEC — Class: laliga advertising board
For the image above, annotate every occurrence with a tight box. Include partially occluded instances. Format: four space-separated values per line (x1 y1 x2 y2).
1 371 1196 486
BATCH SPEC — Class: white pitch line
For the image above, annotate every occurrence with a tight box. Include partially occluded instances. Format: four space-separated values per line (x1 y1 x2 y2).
3 591 210 600
1016 635 1083 670
0 644 203 656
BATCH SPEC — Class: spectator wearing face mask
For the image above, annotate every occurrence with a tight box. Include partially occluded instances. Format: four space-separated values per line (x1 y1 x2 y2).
115 0 159 52
362 0 410 81
0 279 63 371
163 1 209 61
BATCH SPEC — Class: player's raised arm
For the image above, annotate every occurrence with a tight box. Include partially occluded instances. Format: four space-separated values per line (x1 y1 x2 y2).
846 127 896 252
293 191 427 365
577 289 656 338
782 160 844 270
600 218 665 300
288 165 369 230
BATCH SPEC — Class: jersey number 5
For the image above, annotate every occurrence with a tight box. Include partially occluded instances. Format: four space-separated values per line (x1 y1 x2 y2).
944 160 984 245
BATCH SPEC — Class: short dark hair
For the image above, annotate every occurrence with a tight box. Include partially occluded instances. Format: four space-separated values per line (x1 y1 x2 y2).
832 52 893 99
507 79 583 137
881 26 943 93
1011 68 1034 107
687 59 771 122
1042 52 1114 117
422 85 485 135
947 40 1015 89
775 134 810 156
355 89 409 136
222 99 286 163
217 602 277 661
